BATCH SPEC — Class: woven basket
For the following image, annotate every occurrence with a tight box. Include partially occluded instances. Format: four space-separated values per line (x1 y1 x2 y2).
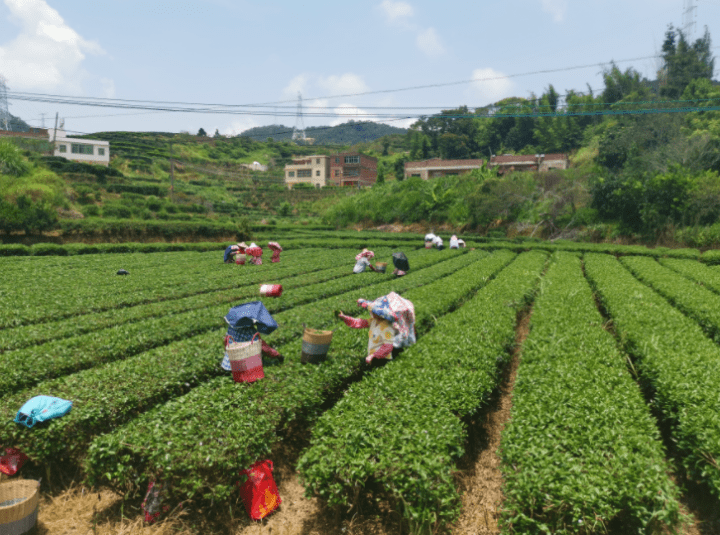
227 334 261 362
235 254 246 265
0 479 39 535
301 325 334 364
375 262 387 273
425 242 432 249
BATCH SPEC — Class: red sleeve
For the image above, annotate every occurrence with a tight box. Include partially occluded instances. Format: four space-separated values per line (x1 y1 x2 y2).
260 339 280 358
367 343 394 363
338 313 369 329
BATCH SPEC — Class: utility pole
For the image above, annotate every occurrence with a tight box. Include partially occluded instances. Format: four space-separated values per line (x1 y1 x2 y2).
51 112 59 155
0 75 11 131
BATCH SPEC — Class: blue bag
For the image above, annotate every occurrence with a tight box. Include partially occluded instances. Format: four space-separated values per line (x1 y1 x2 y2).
14 395 73 428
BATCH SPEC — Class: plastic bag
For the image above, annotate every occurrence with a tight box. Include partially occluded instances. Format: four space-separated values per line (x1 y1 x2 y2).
237 460 281 520
14 395 73 428
142 480 170 524
0 448 28 476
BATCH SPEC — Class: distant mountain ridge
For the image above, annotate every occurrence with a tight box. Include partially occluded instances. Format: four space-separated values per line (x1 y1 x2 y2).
239 120 408 145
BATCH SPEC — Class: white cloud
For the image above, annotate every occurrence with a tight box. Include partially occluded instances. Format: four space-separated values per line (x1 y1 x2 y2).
379 0 414 24
541 0 567 22
416 27 444 58
0 0 105 92
330 104 369 127
317 73 370 97
100 78 115 99
282 74 310 100
221 117 262 136
469 68 515 103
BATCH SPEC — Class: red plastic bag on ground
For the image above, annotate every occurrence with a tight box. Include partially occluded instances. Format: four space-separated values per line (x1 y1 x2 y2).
0 447 28 476
237 460 281 520
142 480 169 524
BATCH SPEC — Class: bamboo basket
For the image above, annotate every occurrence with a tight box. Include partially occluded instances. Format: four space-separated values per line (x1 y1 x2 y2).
0 479 39 535
375 262 387 273
301 325 334 364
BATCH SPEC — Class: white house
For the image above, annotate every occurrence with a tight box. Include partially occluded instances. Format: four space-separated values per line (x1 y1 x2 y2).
50 129 110 166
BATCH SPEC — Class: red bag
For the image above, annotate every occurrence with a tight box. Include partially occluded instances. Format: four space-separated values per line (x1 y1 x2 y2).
259 284 283 297
237 460 281 520
0 447 28 476
142 480 169 524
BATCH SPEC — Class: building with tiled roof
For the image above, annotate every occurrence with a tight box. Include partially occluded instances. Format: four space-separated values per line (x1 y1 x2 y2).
404 158 485 180
488 153 568 174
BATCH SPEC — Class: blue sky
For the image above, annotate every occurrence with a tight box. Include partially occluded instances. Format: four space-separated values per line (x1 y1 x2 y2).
1 0 719 137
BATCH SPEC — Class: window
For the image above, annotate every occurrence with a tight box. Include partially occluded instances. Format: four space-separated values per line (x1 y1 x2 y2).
58 144 67 153
335 157 340 163
316 158 320 164
98 148 105 156
346 169 359 176
316 170 320 176
71 144 93 155
297 169 311 178
288 171 295 177
344 155 360 164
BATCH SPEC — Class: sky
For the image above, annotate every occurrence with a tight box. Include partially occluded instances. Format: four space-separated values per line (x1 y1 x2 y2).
1 0 719 138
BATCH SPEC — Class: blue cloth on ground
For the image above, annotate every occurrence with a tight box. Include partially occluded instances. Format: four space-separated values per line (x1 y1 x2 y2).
14 395 73 428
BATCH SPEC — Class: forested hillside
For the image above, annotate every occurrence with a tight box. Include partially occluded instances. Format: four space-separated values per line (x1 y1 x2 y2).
240 120 408 144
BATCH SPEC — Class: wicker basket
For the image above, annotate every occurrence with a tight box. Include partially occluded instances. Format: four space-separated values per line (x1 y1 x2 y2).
301 325 334 364
227 334 261 362
375 262 387 273
235 254 246 265
0 479 39 535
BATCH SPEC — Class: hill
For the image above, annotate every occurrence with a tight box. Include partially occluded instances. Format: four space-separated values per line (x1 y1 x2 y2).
240 120 408 145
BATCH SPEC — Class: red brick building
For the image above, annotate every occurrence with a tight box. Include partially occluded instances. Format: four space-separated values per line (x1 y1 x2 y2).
329 152 377 187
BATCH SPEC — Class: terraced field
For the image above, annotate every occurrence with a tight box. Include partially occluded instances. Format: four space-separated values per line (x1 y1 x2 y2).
2 238 720 534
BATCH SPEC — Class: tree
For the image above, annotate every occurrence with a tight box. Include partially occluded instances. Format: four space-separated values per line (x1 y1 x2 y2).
376 162 385 185
393 155 408 181
381 138 390 156
214 129 221 138
601 63 651 104
660 25 715 99
197 128 207 137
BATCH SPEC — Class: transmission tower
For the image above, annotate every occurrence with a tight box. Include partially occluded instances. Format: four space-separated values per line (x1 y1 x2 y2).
0 75 11 131
292 92 307 142
682 0 697 39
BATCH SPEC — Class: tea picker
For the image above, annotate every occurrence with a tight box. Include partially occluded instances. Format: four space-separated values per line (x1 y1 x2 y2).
224 243 241 263
221 301 283 382
424 232 436 249
338 291 416 364
245 243 263 265
392 251 410 277
353 248 376 274
432 234 444 250
268 242 282 263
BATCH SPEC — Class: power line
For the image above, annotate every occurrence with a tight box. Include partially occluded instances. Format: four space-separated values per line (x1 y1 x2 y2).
9 46 720 117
